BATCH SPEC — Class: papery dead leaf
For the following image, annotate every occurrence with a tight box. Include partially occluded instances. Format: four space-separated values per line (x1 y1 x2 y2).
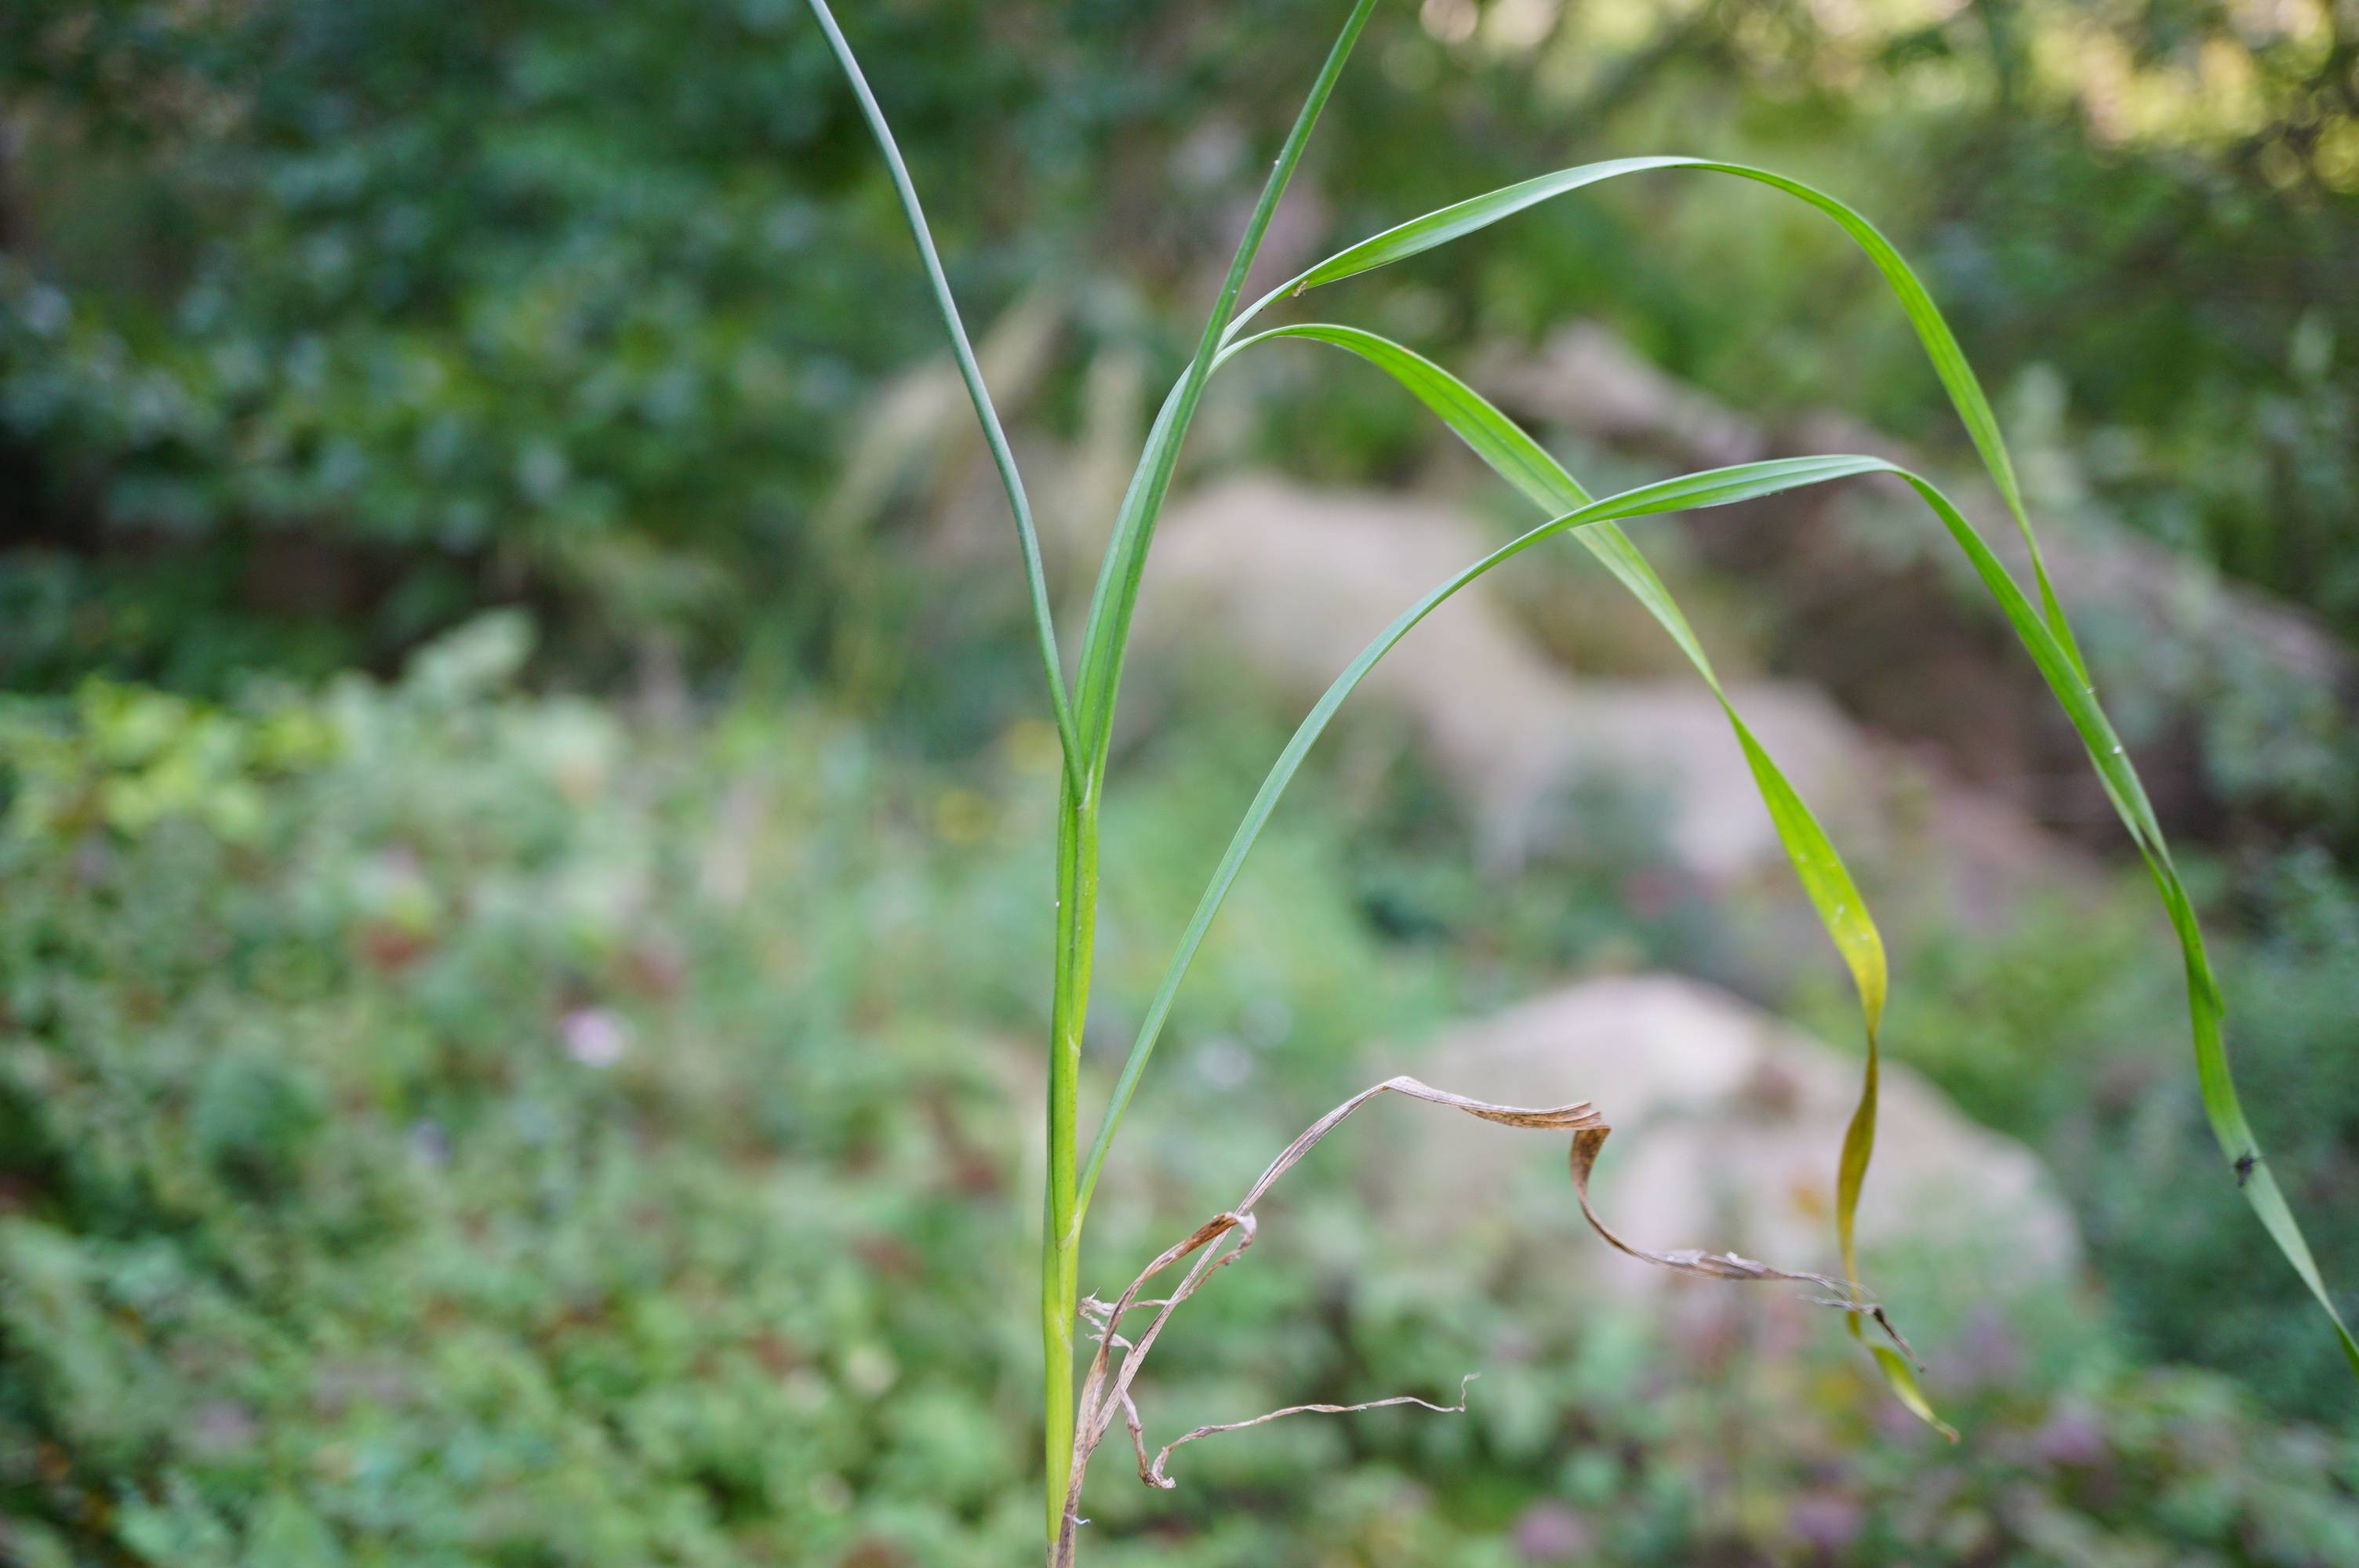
1051 1074 1918 1566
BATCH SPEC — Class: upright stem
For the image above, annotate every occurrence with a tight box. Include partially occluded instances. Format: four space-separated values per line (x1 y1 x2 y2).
1045 8 1378 1551
1043 775 1098 1547
812 0 1386 1548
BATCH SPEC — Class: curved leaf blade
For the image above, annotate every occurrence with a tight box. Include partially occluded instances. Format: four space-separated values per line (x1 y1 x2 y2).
1076 452 1899 1222
802 0 1081 790
1222 324 1888 1036
1889 468 2359 1377
1234 181 2354 1371
1226 155 2086 677
1078 436 2359 1379
1218 323 1915 1414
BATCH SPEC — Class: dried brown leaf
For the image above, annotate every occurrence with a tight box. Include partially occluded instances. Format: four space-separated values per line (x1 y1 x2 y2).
1051 1074 1917 1565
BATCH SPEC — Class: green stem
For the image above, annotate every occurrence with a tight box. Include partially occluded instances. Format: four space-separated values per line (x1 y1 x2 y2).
1042 774 1098 1546
810 0 1386 1549
1050 11 1377 1547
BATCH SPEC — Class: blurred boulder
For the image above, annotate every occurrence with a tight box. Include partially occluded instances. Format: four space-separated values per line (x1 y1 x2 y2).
1480 322 1768 471
1138 474 1567 869
1373 974 2081 1299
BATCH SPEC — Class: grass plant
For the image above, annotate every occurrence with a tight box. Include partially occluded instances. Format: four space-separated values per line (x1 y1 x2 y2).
804 2 2356 1558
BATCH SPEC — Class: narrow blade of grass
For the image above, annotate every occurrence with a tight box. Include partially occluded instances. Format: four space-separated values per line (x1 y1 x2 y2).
1077 452 1898 1223
1234 198 2354 1371
1223 155 2088 680
1078 433 2359 1379
1219 328 1888 1169
1888 466 2359 1377
802 0 1081 793
1218 322 1884 1036
1070 1 1384 795
1203 322 1921 1421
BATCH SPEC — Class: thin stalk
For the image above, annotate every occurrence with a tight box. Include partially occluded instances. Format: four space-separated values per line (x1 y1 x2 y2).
1045 5 1379 1552
801 0 1082 796
1042 774 1100 1542
800 0 1106 1539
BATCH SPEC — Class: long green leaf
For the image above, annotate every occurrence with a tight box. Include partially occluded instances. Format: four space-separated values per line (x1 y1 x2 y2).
1205 324 1920 1421
1223 155 2087 679
1070 1 1384 799
1223 324 1886 1047
1076 452 1896 1221
801 0 1081 794
1076 440 2358 1378
1886 466 2359 1377
1230 177 2355 1374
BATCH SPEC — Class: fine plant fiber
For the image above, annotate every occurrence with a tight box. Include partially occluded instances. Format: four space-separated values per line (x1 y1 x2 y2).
805 0 2357 1554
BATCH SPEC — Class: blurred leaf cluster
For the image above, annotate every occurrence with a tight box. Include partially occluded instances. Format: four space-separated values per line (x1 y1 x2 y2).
0 677 335 841
6 1 2359 1558
5 0 2359 697
3 622 2357 1563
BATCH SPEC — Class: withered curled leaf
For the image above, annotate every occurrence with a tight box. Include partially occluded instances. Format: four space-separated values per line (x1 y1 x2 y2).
1053 1075 1917 1565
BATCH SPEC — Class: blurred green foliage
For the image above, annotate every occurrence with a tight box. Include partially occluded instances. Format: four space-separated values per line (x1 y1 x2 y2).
5 0 2359 695
5 1 2359 1559
0 677 335 841
4 622 2357 1565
